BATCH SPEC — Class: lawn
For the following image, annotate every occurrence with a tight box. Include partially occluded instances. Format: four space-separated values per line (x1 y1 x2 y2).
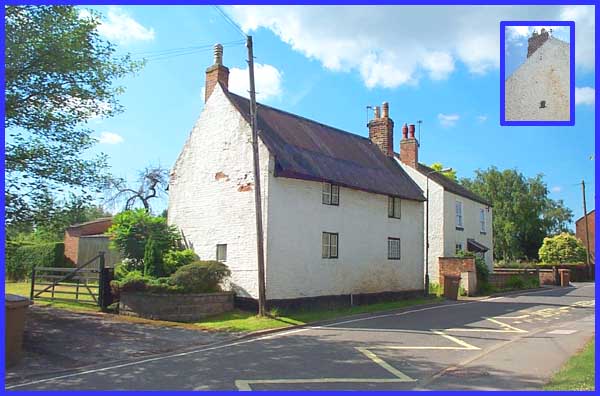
6 280 442 333
544 339 595 391
5 281 100 312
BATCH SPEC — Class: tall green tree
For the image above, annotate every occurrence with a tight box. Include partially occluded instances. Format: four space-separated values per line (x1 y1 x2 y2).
461 167 572 261
5 5 142 226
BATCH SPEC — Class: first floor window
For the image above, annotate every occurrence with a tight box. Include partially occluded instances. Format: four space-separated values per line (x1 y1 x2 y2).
322 232 339 259
322 182 339 205
480 208 486 233
388 238 401 260
388 196 401 219
216 244 227 262
455 200 464 228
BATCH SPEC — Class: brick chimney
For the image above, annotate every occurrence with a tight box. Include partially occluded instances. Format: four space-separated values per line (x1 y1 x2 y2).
399 123 418 168
527 28 550 58
368 102 394 157
205 44 229 102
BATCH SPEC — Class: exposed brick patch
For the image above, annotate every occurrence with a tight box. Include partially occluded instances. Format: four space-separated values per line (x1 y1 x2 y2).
214 171 229 181
205 64 229 102
237 182 253 192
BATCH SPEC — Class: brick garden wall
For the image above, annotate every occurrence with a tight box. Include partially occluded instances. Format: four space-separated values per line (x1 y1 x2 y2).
438 257 476 287
119 292 234 322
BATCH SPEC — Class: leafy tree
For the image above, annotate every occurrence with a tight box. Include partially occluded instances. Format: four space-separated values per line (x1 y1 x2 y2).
430 163 457 181
5 5 142 226
107 209 180 271
104 166 169 213
539 233 587 264
461 167 573 261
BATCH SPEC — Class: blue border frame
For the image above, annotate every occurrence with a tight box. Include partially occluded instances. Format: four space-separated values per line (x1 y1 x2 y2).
500 20 575 126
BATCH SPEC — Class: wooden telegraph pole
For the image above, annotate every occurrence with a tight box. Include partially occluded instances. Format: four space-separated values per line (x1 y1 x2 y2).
246 35 267 316
581 180 592 278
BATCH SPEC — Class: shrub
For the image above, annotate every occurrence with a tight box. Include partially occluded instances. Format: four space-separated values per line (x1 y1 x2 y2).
478 281 496 295
538 233 587 264
143 237 164 278
6 241 65 281
107 209 180 269
163 249 198 275
429 282 443 297
505 275 525 290
169 261 231 293
456 249 489 285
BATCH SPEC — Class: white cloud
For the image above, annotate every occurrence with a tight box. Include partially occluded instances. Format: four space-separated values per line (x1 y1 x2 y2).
229 63 283 101
438 113 460 127
551 186 562 193
98 131 124 144
227 5 594 88
84 7 155 44
575 86 595 106
477 115 488 123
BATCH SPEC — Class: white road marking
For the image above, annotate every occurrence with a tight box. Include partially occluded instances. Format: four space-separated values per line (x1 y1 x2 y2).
547 329 578 335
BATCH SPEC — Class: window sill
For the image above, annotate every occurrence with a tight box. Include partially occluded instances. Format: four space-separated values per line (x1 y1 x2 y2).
456 227 464 231
480 231 487 235
388 216 402 220
387 258 401 261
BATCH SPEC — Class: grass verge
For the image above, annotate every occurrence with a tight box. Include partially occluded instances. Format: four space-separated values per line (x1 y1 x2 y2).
195 297 442 332
544 339 595 391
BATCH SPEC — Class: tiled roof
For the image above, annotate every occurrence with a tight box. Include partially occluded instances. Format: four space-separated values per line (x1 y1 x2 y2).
416 163 491 206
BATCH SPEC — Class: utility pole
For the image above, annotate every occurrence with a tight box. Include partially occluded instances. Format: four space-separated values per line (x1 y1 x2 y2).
581 180 592 278
247 35 267 316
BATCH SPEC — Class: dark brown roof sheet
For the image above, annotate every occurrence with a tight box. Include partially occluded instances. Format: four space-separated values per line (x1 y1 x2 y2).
416 163 491 206
225 90 425 201
67 217 113 230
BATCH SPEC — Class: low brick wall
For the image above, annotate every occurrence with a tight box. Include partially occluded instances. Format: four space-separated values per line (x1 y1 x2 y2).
119 292 234 322
438 257 476 289
491 268 552 288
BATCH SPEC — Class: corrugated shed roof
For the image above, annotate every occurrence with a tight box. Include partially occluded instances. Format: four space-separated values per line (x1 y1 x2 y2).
67 217 113 230
416 163 491 206
225 90 425 201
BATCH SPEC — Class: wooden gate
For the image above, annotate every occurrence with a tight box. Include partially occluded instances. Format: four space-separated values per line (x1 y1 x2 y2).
30 251 112 308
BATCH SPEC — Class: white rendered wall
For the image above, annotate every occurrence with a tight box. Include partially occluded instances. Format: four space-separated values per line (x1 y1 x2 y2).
443 191 494 272
505 38 570 121
265 175 425 300
168 85 271 299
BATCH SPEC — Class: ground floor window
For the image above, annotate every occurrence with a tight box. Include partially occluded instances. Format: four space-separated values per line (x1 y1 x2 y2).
388 238 401 260
216 244 227 262
322 232 339 259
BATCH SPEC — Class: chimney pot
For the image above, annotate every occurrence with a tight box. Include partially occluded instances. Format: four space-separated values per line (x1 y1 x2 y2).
374 106 380 119
214 43 224 65
382 102 389 118
402 123 408 139
409 124 416 138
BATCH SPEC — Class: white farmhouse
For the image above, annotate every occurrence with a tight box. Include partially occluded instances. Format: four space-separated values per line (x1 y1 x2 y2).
505 28 570 121
395 128 494 285
168 45 426 309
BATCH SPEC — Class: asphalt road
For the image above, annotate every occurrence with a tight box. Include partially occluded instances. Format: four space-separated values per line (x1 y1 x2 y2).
7 283 595 391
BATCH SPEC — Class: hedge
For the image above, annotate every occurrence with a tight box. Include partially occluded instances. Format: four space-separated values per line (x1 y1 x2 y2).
6 241 66 281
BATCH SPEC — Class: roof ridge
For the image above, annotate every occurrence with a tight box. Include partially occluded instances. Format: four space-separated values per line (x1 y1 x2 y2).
226 91 371 143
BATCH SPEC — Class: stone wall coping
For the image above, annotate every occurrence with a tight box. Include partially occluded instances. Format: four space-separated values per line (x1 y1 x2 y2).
121 291 234 298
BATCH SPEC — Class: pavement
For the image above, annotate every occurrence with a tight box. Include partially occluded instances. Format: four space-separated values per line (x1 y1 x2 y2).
5 283 595 391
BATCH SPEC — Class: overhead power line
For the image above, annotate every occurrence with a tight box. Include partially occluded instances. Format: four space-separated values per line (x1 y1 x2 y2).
213 5 246 38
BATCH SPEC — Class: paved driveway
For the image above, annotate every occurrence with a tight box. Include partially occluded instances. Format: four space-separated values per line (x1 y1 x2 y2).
6 283 595 391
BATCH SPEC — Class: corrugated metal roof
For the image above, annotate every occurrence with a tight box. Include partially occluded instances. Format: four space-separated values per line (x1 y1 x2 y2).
225 90 425 201
416 163 491 206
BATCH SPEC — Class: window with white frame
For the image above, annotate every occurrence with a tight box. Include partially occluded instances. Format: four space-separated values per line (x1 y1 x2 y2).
455 200 464 229
322 232 339 259
480 208 486 233
216 244 227 262
388 196 401 219
322 182 339 205
388 238 401 260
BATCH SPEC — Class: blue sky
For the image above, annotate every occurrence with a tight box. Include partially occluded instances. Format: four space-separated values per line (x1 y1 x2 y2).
82 5 595 227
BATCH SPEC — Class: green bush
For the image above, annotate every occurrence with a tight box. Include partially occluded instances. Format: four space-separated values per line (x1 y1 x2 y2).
169 261 231 293
505 275 525 290
478 281 496 295
429 282 443 297
539 233 587 264
6 241 65 281
143 237 164 278
110 272 183 294
163 249 198 275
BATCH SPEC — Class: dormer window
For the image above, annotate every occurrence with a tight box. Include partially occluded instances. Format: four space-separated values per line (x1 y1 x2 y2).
322 182 339 205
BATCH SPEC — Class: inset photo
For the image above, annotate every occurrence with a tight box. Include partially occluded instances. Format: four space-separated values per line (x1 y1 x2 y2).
500 21 575 125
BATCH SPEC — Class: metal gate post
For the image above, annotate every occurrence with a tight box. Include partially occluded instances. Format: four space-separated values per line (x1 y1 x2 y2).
30 268 36 301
